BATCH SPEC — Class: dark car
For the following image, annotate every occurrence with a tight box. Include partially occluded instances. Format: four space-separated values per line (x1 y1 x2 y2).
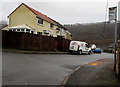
93 48 101 54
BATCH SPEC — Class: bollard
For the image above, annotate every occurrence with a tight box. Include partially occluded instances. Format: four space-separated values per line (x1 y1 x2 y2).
116 40 120 78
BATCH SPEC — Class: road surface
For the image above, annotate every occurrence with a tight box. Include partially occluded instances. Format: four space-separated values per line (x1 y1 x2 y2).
2 52 113 85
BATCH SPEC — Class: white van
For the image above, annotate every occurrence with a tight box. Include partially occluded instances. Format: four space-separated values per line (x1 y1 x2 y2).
69 41 91 55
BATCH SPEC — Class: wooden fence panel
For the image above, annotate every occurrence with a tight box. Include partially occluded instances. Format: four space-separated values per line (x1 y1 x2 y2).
62 39 71 51
2 31 70 51
57 36 63 51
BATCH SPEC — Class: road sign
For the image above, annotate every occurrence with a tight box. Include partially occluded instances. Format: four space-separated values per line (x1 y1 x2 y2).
118 1 120 21
109 7 117 21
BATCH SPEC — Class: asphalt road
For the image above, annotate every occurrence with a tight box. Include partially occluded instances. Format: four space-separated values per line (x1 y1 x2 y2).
2 52 113 85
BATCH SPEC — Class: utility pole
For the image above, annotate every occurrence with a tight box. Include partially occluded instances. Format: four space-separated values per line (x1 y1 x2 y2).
109 6 117 71
114 14 118 71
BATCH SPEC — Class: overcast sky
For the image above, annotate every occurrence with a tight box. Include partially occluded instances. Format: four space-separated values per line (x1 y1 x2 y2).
0 0 120 24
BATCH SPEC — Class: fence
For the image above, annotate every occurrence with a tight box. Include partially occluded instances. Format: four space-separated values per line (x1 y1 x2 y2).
116 40 120 77
2 31 71 51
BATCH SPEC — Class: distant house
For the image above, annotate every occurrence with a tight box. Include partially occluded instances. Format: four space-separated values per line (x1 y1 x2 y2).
2 3 72 40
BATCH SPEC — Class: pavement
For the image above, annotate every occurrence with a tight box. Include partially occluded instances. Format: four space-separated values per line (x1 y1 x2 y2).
62 58 120 86
2 48 69 54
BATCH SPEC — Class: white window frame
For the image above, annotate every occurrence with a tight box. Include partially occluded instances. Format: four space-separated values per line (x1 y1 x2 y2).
38 18 43 25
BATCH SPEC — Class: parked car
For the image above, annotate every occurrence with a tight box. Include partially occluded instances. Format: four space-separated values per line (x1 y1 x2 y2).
93 48 102 54
69 41 91 55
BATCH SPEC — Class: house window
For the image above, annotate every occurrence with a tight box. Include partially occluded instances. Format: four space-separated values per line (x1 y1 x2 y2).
13 29 16 31
56 30 59 33
43 30 50 34
56 28 60 33
26 29 30 33
17 29 20 31
9 29 13 31
38 18 43 25
50 23 54 28
26 29 30 31
21 29 24 32
37 32 42 35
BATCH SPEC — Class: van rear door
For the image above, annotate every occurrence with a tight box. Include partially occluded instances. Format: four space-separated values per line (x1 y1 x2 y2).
69 41 78 51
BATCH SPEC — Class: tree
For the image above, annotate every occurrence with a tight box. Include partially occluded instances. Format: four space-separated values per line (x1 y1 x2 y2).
0 21 8 29
64 22 119 48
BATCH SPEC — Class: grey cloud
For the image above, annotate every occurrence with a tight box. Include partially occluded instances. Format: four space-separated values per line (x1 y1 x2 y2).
0 1 119 24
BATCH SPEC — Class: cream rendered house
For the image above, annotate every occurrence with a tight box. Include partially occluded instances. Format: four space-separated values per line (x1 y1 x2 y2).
3 3 72 39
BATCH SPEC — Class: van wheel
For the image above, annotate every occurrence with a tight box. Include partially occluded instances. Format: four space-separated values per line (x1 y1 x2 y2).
69 50 72 54
88 51 91 55
79 50 82 55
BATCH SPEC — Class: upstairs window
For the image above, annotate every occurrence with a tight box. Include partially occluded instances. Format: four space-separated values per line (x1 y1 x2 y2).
38 18 43 25
50 23 54 28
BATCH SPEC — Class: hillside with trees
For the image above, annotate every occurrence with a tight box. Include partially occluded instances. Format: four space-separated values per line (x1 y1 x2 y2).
64 22 120 48
0 21 7 29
